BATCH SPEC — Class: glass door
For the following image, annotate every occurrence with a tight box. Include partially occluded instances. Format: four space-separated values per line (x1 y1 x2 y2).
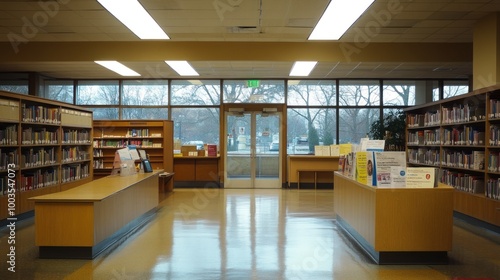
224 109 282 188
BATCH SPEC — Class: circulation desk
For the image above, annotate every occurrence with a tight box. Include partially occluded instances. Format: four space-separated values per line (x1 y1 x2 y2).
334 172 454 264
30 170 162 259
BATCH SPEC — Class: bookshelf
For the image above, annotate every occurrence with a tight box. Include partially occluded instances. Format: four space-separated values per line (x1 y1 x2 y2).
0 90 93 221
92 120 173 180
405 86 500 228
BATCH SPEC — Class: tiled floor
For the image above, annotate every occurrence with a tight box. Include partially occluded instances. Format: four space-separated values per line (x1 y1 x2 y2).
1 189 499 280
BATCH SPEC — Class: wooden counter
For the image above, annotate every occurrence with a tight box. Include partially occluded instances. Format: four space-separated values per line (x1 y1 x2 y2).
334 172 454 264
30 170 162 259
174 156 220 187
287 155 339 189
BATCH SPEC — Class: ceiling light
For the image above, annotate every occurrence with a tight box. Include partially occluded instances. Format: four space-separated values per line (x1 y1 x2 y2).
165 61 200 76
289 61 317 76
95 61 141 76
97 0 169 40
308 0 375 40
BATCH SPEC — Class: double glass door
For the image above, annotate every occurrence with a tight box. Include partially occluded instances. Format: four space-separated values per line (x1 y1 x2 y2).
224 108 282 188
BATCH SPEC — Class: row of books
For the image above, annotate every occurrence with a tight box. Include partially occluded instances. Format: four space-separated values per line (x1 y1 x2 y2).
441 104 485 124
126 128 150 137
93 149 104 157
407 130 440 145
407 127 485 146
486 179 500 200
22 104 61 124
442 127 485 146
440 169 484 194
488 125 500 146
20 168 58 191
62 129 91 144
0 149 19 170
0 177 13 195
93 140 128 148
489 99 500 119
0 125 17 145
441 150 485 170
407 148 440 166
93 159 104 169
21 148 56 168
61 147 90 163
61 163 90 183
21 127 59 145
487 152 500 172
407 111 441 127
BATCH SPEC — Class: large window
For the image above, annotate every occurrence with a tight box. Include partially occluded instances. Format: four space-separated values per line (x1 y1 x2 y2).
287 80 336 106
223 80 285 103
339 80 380 106
122 80 168 105
77 80 119 105
171 80 220 105
382 80 416 106
443 80 469 99
339 108 379 144
171 108 220 145
87 108 119 120
44 80 74 103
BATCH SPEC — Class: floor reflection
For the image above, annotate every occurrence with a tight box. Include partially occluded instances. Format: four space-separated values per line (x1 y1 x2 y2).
0 188 499 280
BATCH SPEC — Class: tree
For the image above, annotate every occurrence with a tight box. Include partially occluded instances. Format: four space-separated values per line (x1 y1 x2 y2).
308 123 320 152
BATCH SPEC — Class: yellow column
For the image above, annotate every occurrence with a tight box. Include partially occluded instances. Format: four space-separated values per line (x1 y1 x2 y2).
473 12 500 89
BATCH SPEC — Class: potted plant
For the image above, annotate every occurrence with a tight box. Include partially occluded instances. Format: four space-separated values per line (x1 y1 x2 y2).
369 110 406 151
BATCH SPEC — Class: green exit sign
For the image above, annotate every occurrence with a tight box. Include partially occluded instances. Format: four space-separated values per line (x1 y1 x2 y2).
247 80 260 88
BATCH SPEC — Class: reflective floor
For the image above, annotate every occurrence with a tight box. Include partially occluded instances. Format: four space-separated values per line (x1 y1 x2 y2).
1 189 499 280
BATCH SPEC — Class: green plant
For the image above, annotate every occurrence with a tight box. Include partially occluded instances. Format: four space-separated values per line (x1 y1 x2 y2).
369 110 406 151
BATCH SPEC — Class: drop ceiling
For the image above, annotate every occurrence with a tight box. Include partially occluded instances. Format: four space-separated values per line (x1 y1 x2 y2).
0 0 498 80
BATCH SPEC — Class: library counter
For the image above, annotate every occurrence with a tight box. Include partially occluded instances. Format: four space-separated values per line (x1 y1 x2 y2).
30 170 162 259
334 172 454 264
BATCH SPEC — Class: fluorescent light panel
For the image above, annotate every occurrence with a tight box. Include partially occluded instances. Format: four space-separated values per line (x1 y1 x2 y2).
97 0 169 40
290 61 317 76
165 61 199 76
95 61 141 76
309 0 375 40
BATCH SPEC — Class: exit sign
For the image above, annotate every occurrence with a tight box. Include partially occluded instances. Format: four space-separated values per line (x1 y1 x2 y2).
247 80 260 88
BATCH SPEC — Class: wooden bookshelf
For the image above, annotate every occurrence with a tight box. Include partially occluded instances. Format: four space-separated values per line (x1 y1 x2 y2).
92 120 173 181
0 90 93 221
404 85 500 229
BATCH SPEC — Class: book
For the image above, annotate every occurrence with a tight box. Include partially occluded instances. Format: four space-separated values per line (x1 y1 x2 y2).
355 151 373 186
207 144 217 156
339 144 352 156
473 150 485 170
330 145 340 156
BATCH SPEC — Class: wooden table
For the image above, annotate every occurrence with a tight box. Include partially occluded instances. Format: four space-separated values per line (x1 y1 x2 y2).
30 170 162 259
288 155 339 189
334 172 454 264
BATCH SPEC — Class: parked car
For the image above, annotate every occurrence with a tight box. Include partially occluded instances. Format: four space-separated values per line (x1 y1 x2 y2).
269 142 279 151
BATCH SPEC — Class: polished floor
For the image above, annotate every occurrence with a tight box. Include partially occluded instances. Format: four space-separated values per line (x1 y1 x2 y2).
1 189 499 280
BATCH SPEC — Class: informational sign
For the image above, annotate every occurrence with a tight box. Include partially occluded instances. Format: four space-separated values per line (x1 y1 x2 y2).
239 127 245 135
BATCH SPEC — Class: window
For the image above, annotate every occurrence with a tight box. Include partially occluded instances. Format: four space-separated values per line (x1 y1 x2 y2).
223 80 285 103
287 108 337 154
382 80 416 106
122 80 168 105
287 80 336 106
44 80 74 103
87 108 119 120
122 108 168 120
339 108 379 144
77 80 119 105
443 80 469 99
171 80 220 105
171 108 220 145
339 80 380 106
